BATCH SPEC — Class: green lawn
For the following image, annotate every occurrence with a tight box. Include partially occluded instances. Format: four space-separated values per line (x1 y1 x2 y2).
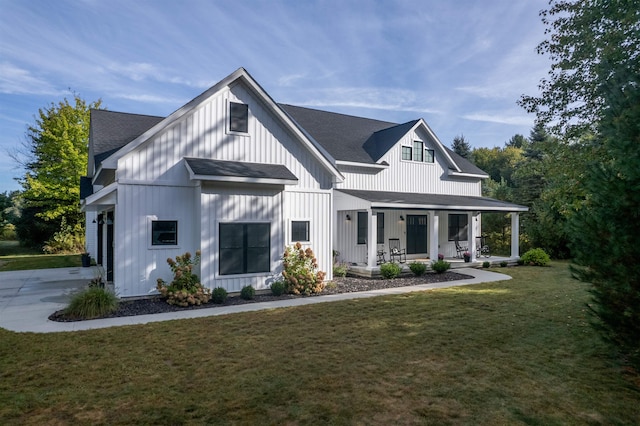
1 264 638 424
0 241 81 271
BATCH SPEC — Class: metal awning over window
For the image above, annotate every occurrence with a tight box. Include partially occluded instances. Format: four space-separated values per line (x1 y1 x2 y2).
185 157 298 186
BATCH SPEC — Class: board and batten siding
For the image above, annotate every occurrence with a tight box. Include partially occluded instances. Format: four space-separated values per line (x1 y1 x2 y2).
114 183 199 297
336 127 482 197
117 82 333 190
198 182 284 293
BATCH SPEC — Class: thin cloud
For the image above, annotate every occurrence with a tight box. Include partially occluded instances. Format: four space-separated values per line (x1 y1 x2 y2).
0 62 62 96
463 112 533 126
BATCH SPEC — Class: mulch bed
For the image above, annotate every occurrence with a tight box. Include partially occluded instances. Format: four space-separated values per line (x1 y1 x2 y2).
49 271 474 322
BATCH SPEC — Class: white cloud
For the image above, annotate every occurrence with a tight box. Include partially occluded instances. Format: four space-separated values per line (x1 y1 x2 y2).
462 112 533 126
0 62 62 96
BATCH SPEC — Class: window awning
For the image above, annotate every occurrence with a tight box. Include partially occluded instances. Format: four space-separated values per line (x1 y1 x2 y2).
185 157 298 185
336 189 528 212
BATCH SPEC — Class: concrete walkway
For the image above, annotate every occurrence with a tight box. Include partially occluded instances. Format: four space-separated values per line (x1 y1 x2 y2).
0 267 511 333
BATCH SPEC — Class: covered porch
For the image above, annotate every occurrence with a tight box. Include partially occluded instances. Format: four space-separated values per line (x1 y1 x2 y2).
333 189 528 273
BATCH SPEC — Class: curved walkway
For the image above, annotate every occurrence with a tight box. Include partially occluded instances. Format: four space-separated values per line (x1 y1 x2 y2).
0 267 511 333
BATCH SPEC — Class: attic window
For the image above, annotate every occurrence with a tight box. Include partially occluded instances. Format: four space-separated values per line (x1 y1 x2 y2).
402 142 435 163
229 102 248 133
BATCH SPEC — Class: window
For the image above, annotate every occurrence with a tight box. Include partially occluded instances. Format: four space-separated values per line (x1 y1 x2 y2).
448 214 468 241
229 102 248 133
357 211 367 244
151 221 177 246
402 146 412 161
291 220 310 242
425 149 435 163
219 223 270 275
413 141 424 162
376 213 384 244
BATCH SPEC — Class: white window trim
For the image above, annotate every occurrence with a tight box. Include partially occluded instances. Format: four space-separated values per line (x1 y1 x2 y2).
226 99 250 137
147 216 180 250
216 220 273 278
289 218 312 245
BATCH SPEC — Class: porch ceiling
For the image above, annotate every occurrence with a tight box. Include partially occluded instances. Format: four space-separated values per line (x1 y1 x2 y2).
336 189 528 212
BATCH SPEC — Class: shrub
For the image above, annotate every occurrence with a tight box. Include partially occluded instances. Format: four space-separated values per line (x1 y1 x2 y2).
431 259 451 274
517 258 525 266
521 248 550 266
333 262 348 277
271 281 285 296
64 287 118 319
500 261 508 267
156 250 211 306
282 243 326 295
380 262 402 279
211 287 228 304
43 218 85 254
483 261 491 268
409 261 427 276
240 285 255 300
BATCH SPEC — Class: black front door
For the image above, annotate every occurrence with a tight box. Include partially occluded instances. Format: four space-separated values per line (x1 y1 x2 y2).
106 212 114 282
406 215 428 254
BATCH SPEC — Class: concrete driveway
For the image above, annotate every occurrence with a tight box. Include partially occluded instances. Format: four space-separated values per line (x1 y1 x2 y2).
0 267 98 332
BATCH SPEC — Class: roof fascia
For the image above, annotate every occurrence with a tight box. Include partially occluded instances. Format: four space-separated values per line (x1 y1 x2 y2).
84 182 118 207
448 170 489 179
335 160 388 170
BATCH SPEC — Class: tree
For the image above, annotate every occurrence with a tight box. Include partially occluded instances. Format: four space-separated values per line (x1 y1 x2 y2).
521 0 640 366
451 134 471 159
16 95 101 246
505 134 527 149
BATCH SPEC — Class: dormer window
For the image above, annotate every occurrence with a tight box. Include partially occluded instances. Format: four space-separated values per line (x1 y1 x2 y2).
229 102 248 133
402 141 435 163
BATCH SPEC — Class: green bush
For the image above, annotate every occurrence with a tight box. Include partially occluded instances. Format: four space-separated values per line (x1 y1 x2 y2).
240 285 255 300
156 251 211 306
431 260 451 274
211 287 228 304
282 243 326 295
43 218 85 254
483 261 491 268
500 261 508 267
409 261 427 276
380 262 402 279
271 281 285 296
65 286 118 319
521 248 551 266
333 262 348 277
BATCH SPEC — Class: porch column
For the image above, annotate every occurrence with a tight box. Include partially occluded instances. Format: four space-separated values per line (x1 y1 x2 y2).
468 211 477 262
428 211 439 262
511 212 520 258
367 211 377 268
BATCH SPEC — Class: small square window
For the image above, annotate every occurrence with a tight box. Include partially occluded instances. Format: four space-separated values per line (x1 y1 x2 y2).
229 102 248 133
425 149 435 163
402 146 412 160
291 221 310 242
152 221 177 245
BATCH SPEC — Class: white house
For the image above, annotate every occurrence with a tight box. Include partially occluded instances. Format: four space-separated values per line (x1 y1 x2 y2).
81 67 527 298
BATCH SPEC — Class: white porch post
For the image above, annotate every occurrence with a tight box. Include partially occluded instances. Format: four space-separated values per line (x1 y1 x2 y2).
428 211 439 262
367 211 377 268
468 211 476 262
511 212 520 258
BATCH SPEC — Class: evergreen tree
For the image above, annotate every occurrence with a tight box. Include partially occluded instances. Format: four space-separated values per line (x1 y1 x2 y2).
451 134 471 159
521 0 640 366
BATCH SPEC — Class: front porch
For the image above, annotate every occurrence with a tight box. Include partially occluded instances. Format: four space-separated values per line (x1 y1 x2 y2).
346 255 517 278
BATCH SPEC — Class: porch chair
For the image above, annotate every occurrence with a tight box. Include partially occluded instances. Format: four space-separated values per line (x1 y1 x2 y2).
454 238 468 259
388 238 406 263
376 244 386 265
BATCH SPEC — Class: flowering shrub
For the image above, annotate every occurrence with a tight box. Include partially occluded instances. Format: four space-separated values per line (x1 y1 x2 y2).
438 253 445 261
156 250 211 306
282 242 326 295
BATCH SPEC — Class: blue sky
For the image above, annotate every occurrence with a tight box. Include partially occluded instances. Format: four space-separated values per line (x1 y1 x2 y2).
0 0 551 193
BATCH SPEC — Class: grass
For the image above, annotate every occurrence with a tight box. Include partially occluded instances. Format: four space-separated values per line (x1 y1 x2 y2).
1 263 638 424
0 240 81 271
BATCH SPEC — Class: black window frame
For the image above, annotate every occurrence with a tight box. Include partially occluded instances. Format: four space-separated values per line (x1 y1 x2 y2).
402 146 412 161
151 220 178 246
291 220 310 242
229 102 249 133
448 214 468 241
425 148 435 163
357 211 367 245
413 141 424 162
219 222 271 275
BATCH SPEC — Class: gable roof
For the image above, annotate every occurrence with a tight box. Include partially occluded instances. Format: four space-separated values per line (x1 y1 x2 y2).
90 109 163 166
280 104 487 177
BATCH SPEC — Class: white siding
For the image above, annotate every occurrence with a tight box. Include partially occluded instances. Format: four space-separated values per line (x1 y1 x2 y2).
337 127 482 196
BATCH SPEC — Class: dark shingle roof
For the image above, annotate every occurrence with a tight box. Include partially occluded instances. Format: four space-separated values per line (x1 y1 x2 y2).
185 158 298 182
91 109 163 166
337 189 527 211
